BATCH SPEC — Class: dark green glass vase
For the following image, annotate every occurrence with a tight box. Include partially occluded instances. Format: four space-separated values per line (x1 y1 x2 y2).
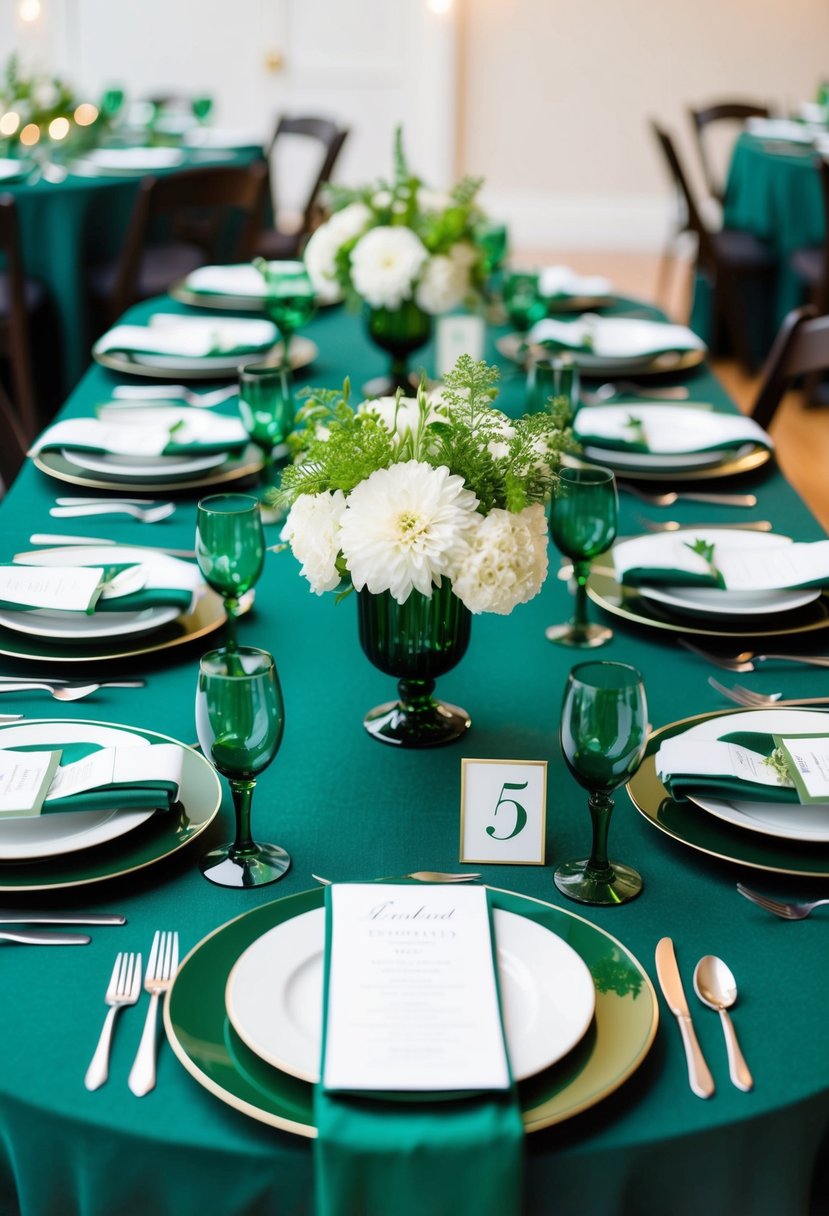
357 584 471 747
363 301 432 397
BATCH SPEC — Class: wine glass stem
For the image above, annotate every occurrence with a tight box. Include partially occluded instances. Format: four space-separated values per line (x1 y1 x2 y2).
224 596 240 650
279 328 292 372
586 790 615 878
571 560 592 637
229 779 258 856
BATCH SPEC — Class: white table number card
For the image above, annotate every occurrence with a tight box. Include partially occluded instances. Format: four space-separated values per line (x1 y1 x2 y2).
323 883 510 1093
436 315 486 377
460 758 547 865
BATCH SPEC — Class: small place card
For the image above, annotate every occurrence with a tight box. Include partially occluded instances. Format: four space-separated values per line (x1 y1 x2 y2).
773 735 829 804
45 744 184 803
0 749 62 817
460 758 547 865
436 314 486 377
0 564 104 614
656 738 790 789
322 883 510 1093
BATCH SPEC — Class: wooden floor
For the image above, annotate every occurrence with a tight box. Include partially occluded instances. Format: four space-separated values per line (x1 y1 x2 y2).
520 249 829 531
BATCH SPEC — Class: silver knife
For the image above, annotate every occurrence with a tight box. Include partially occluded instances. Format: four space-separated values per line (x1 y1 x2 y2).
654 937 715 1098
27 535 197 559
0 928 91 945
0 910 126 925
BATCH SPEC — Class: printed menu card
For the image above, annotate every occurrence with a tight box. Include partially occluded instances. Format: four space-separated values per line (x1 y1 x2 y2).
322 884 510 1093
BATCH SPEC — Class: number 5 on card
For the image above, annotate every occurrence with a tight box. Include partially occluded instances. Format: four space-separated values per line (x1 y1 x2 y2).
459 758 547 865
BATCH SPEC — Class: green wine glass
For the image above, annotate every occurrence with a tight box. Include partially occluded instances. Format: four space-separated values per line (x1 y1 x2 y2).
100 86 125 121
546 466 617 648
254 258 316 370
556 661 647 906
503 269 546 334
195 646 290 888
475 220 508 277
195 494 264 648
238 362 294 514
191 95 214 125
526 355 581 417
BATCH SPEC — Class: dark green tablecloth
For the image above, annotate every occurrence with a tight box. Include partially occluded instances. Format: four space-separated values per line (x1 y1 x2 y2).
0 296 826 1216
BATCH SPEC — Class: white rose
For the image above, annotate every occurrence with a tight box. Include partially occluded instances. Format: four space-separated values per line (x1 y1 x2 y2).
350 226 428 309
281 491 346 594
303 224 345 303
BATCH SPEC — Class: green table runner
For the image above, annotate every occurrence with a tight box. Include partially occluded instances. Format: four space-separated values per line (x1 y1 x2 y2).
0 294 825 1216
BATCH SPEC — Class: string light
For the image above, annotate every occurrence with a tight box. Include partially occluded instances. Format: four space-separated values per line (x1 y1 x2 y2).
74 102 98 126
19 123 40 146
428 0 453 12
48 116 70 140
18 0 41 22
0 111 20 137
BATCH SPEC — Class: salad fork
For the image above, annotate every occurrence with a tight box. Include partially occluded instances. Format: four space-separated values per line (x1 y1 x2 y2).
50 503 175 523
85 951 143 1091
708 677 829 708
736 884 829 920
679 639 829 672
128 930 179 1097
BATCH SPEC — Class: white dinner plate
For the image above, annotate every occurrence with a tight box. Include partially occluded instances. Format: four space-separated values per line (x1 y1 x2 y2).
0 603 181 642
226 906 596 1085
581 444 733 471
60 448 229 479
677 708 829 842
0 722 154 859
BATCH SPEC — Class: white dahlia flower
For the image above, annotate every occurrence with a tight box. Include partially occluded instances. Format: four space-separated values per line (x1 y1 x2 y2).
350 226 428 309
449 503 549 615
339 460 479 603
281 490 346 594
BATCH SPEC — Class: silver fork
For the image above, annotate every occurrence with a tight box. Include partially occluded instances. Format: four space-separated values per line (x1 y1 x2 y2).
736 883 829 920
680 639 829 672
620 485 757 508
589 381 691 402
0 682 136 702
128 930 179 1097
312 871 481 885
708 677 829 708
50 503 175 523
85 951 143 1091
637 517 773 534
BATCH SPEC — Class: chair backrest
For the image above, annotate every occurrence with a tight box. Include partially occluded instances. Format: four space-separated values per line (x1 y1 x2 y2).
750 304 829 428
689 100 771 201
650 120 717 268
110 161 269 319
267 115 349 235
814 155 829 314
0 193 37 437
0 379 29 496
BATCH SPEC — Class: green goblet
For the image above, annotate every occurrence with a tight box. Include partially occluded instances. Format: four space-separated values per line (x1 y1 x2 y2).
546 466 617 648
195 646 290 888
238 362 294 512
556 660 648 905
503 270 546 334
195 494 264 648
191 95 214 125
254 258 316 370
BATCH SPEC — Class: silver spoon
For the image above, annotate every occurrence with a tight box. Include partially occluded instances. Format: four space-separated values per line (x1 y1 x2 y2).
693 955 753 1091
590 381 690 402
0 683 123 702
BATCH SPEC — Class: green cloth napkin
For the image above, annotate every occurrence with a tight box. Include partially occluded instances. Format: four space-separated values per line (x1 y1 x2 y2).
0 564 194 615
313 886 524 1216
8 741 179 815
662 731 798 804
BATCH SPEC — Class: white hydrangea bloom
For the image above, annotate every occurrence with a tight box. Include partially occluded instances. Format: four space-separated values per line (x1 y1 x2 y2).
339 460 479 604
449 503 549 615
414 253 469 315
350 226 428 309
303 202 372 303
281 490 346 594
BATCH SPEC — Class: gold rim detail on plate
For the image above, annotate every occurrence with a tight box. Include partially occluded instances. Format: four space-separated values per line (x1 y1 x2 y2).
564 446 773 484
495 333 706 378
33 448 263 494
92 336 318 380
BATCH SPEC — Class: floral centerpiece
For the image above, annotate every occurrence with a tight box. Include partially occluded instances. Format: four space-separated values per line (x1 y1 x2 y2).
303 130 486 394
279 356 572 747
0 54 98 154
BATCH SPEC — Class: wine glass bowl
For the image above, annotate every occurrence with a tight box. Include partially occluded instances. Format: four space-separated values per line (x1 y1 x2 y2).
254 259 316 369
195 646 290 888
556 661 648 906
195 494 265 646
503 270 546 334
546 465 617 648
238 362 294 510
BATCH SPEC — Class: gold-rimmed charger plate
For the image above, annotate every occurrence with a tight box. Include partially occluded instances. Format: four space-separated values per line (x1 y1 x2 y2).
495 333 706 378
587 565 829 640
568 444 772 483
92 336 318 380
627 709 829 876
0 718 221 891
169 280 339 314
164 884 658 1138
0 585 226 664
33 446 263 494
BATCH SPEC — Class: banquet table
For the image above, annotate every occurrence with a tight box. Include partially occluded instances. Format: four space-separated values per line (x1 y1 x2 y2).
3 145 262 392
0 295 827 1216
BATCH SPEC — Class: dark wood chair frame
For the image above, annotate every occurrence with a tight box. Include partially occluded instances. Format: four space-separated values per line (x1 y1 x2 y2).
749 304 829 428
261 115 349 255
688 100 771 204
0 194 38 437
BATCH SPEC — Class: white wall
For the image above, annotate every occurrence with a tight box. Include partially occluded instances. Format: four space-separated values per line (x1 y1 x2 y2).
458 0 829 250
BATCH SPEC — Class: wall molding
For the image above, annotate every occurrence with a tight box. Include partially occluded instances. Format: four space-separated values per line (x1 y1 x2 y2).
480 188 675 252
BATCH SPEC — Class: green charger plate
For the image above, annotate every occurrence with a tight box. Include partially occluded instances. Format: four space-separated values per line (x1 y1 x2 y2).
628 709 829 876
0 719 221 890
164 884 658 1137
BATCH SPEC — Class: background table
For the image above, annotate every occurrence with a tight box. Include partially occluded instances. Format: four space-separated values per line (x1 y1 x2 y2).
0 297 826 1216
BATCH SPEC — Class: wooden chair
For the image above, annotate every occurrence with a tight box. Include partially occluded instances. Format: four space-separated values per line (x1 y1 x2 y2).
749 304 829 428
0 194 41 438
650 120 777 371
788 156 829 316
0 380 29 497
688 100 771 204
254 115 348 259
87 161 269 326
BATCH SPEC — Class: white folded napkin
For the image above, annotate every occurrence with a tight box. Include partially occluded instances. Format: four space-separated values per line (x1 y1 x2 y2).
528 315 706 359
12 549 202 613
95 314 277 357
30 411 248 459
745 117 817 143
184 264 268 298
80 147 186 171
184 128 265 149
573 404 772 454
613 531 829 591
538 266 613 300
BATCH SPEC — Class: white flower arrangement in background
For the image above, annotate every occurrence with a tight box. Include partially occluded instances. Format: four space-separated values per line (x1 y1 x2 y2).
302 129 486 315
278 357 574 616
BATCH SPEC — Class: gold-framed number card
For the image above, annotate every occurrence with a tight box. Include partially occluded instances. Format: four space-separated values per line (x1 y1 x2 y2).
459 758 547 865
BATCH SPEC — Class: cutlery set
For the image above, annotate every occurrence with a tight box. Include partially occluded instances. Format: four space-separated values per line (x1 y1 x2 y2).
50 498 176 523
708 677 829 709
86 930 179 1096
655 937 752 1098
0 677 145 702
678 640 829 672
